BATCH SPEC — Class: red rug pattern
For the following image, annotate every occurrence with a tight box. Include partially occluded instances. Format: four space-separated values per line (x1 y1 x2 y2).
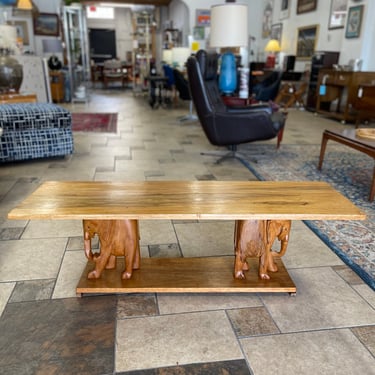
71 113 118 133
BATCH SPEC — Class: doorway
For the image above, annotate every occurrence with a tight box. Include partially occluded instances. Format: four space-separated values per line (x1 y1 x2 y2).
89 28 117 63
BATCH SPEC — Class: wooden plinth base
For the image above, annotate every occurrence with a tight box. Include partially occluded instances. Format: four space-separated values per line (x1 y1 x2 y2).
76 256 296 295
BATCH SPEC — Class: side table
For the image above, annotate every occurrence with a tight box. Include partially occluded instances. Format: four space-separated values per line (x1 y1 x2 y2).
49 71 65 103
0 93 37 104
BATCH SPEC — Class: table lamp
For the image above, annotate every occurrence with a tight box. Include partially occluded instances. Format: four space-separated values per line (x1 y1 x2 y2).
264 39 281 68
210 3 248 94
17 0 32 9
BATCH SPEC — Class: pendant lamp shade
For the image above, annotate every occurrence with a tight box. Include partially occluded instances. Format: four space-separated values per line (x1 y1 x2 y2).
17 0 33 10
210 4 248 48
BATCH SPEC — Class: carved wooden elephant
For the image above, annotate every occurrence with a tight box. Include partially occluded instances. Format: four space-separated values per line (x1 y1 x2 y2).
234 219 291 280
83 219 140 280
234 220 268 279
266 219 292 273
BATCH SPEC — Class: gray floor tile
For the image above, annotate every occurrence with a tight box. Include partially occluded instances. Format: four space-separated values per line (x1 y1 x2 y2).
261 267 375 332
116 311 243 372
241 329 375 375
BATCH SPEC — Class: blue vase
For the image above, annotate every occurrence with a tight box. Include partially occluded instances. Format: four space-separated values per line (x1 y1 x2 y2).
219 52 237 94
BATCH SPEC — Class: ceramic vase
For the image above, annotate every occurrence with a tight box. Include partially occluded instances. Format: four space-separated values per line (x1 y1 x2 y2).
0 49 23 93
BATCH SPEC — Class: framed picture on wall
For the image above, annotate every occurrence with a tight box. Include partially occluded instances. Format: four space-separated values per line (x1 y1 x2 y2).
328 0 348 29
196 9 210 27
280 0 290 20
262 1 273 38
33 13 59 37
296 24 319 59
345 5 364 38
7 20 29 46
271 23 283 43
297 0 318 15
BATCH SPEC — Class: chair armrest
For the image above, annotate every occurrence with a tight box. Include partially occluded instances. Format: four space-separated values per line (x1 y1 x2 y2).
227 104 272 114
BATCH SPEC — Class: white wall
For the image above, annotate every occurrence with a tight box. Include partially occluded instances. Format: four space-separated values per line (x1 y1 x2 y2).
25 0 375 73
175 0 373 72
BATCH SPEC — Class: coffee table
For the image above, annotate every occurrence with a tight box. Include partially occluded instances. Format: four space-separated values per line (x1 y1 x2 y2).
318 129 375 201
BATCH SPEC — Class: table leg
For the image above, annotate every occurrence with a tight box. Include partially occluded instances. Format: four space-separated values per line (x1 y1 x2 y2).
370 164 375 202
318 131 329 170
234 219 291 280
82 219 140 280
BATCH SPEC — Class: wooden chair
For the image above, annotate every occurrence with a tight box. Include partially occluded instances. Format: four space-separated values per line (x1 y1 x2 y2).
274 81 308 110
102 59 127 88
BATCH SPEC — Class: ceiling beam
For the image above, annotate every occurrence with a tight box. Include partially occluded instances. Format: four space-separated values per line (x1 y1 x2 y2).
81 0 172 6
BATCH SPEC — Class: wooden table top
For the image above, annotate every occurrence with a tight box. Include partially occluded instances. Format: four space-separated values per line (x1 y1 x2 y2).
0 93 37 104
8 181 366 221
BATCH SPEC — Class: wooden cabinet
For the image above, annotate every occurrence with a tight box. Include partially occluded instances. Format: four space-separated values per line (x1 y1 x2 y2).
316 69 375 123
49 71 65 103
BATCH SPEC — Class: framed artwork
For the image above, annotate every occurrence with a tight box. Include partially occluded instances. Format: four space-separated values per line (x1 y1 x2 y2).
280 0 290 19
271 23 283 43
196 9 210 27
7 20 29 45
328 0 348 29
193 26 205 40
262 1 273 38
296 25 319 59
33 13 59 36
345 5 364 38
297 0 318 14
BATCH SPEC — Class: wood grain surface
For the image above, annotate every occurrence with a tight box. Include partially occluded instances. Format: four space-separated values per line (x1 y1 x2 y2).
8 181 366 221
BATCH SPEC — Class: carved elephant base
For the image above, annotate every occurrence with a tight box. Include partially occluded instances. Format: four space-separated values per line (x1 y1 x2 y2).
83 219 140 280
234 219 291 280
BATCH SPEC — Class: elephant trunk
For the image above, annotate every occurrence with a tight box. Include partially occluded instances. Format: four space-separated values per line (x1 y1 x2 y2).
271 237 288 257
84 231 93 260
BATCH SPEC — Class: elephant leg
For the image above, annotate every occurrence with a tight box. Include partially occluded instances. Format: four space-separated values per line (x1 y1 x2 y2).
258 251 271 280
267 256 278 273
105 254 116 269
87 245 112 279
234 220 248 279
132 220 140 270
122 231 139 280
234 251 248 279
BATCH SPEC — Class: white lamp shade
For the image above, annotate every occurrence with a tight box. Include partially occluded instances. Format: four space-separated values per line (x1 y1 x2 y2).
210 4 248 48
162 49 173 65
0 25 17 50
172 47 191 68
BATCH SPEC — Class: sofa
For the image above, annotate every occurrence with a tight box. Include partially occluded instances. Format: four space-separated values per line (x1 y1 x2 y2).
0 103 73 163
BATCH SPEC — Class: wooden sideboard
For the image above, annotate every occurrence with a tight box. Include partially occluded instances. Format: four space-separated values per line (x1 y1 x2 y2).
316 69 375 123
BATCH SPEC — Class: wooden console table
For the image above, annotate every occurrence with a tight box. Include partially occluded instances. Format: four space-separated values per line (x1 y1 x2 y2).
8 181 365 295
316 69 375 123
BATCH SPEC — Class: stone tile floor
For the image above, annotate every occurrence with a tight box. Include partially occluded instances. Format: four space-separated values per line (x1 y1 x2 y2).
0 89 374 374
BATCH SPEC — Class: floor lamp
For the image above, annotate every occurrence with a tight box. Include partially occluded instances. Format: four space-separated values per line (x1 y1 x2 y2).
210 3 248 95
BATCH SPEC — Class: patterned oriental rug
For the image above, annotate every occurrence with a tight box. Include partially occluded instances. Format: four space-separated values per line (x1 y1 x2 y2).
71 113 118 133
239 143 375 290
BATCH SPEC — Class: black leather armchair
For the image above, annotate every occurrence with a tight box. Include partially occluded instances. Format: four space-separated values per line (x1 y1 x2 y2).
186 50 286 162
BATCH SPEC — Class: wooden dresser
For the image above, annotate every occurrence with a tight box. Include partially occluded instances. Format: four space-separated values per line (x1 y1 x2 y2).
316 69 375 123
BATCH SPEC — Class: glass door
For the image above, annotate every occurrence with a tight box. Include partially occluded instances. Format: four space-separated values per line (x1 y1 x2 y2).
63 5 90 102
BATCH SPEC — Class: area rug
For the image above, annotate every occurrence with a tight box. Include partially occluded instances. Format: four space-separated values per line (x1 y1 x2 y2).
71 113 118 133
239 143 375 290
